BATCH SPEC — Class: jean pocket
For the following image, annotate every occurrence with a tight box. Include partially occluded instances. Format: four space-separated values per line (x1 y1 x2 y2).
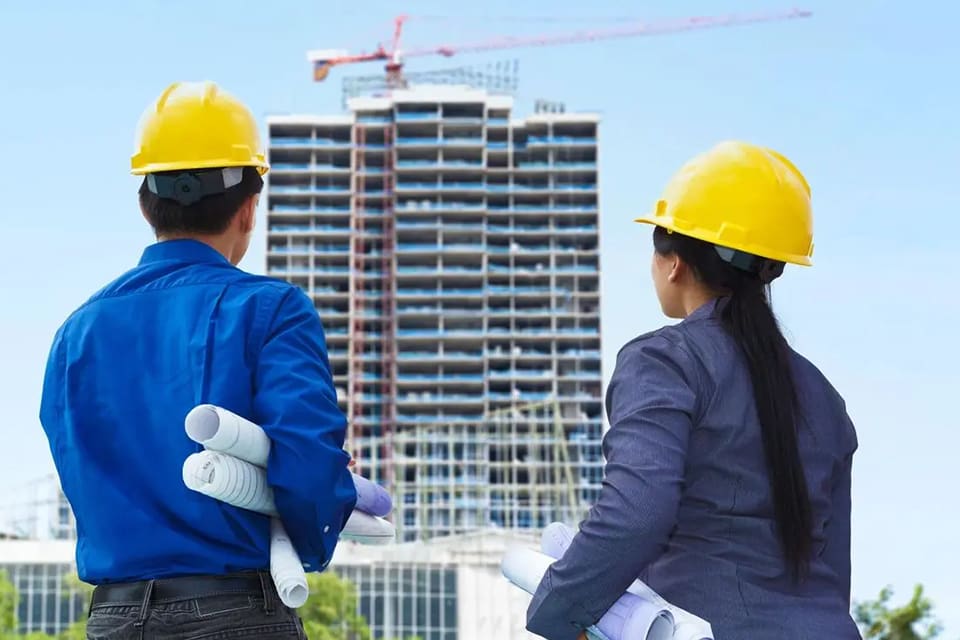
85 609 141 639
184 621 304 640
193 595 258 619
88 604 141 618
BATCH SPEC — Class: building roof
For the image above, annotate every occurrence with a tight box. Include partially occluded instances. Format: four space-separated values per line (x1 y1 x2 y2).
0 528 542 569
0 539 75 564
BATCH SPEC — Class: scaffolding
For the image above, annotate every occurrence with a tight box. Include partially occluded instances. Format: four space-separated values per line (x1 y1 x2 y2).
380 122 397 495
349 123 368 459
392 399 585 543
0 474 75 541
341 60 520 107
350 115 398 491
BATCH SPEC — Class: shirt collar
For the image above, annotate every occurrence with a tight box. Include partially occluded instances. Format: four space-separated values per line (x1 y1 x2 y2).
686 297 724 323
138 239 232 267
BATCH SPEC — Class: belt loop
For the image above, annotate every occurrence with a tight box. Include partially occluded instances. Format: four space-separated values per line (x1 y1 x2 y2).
258 570 276 615
133 579 155 638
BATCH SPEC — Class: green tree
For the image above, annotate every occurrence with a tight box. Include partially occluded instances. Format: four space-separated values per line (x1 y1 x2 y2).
298 572 371 640
854 585 946 640
56 574 92 640
0 569 88 640
0 569 58 639
0 570 18 636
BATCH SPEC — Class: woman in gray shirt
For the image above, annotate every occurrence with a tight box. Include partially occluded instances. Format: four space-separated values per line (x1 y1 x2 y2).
526 141 861 639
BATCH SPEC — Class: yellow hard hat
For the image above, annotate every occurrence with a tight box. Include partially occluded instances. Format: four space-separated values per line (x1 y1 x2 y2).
131 81 269 176
635 141 813 266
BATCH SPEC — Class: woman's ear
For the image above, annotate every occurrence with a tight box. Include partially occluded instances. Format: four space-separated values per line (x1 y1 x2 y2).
667 254 685 283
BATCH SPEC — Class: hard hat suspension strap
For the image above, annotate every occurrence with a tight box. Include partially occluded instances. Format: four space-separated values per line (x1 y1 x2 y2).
146 167 244 206
714 246 785 284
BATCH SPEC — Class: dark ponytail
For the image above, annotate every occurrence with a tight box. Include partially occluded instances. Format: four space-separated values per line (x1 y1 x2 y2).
653 226 812 581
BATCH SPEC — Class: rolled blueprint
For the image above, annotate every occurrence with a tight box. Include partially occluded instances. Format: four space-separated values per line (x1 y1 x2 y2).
186 404 272 467
270 518 309 608
185 404 393 516
501 547 674 640
541 523 713 640
182 451 396 544
502 545 553 594
352 473 393 517
183 451 275 515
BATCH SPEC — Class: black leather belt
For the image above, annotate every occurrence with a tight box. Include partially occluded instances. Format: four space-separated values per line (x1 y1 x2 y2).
91 571 267 606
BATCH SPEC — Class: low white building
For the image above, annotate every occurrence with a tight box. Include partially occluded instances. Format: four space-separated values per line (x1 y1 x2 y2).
0 538 84 635
0 529 542 639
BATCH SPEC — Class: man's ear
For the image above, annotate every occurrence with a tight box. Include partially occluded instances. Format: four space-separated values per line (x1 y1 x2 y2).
236 195 257 234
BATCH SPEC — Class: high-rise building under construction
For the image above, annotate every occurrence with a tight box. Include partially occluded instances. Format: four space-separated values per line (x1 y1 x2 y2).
265 84 603 542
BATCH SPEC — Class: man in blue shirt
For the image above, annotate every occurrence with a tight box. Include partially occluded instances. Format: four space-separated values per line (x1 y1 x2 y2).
39 81 356 639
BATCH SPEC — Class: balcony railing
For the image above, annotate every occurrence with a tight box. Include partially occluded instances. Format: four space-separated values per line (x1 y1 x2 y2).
395 112 440 121
527 136 596 145
270 137 352 147
271 205 351 213
395 181 486 191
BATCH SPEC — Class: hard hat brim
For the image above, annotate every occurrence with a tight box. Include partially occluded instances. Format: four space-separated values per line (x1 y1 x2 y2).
633 214 813 267
131 159 270 176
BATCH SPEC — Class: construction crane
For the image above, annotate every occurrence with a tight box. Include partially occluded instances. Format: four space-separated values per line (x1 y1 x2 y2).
307 8 812 87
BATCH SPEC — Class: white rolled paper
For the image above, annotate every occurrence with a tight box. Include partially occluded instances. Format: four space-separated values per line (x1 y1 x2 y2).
501 546 674 640
185 404 272 467
181 451 396 544
595 593 673 640
541 522 713 640
183 451 276 515
270 518 309 608
502 546 554 594
339 511 396 545
185 404 394 517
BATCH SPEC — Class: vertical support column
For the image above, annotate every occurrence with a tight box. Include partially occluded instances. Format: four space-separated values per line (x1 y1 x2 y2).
350 123 367 470
381 121 397 496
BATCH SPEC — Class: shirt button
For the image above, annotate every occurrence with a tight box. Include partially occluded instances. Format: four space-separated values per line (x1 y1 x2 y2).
323 525 330 533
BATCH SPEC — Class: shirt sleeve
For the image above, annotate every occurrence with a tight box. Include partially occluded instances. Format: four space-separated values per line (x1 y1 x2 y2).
526 334 699 640
253 287 357 572
822 413 857 605
39 327 67 451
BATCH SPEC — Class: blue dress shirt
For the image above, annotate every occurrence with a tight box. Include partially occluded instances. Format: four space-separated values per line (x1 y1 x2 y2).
527 299 861 640
39 239 357 583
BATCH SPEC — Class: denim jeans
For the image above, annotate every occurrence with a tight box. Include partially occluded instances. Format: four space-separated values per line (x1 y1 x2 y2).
85 572 307 639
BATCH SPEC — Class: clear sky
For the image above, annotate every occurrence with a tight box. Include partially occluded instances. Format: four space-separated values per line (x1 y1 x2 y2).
1 0 957 632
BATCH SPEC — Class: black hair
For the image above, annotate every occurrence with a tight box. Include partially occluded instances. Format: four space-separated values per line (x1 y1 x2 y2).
138 166 264 236
653 225 812 582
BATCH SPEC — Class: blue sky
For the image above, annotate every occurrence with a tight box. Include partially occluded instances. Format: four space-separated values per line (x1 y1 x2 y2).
1 0 957 632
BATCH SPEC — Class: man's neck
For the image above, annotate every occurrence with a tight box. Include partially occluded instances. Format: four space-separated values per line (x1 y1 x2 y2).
156 234 237 264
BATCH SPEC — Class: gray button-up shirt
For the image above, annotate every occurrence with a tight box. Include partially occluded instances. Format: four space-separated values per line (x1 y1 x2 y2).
527 299 860 640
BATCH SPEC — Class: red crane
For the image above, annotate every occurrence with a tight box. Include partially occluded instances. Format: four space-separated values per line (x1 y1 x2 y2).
308 8 812 86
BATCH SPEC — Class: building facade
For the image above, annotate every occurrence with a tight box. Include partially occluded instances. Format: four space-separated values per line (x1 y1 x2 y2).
266 85 604 542
0 540 87 636
0 531 540 640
